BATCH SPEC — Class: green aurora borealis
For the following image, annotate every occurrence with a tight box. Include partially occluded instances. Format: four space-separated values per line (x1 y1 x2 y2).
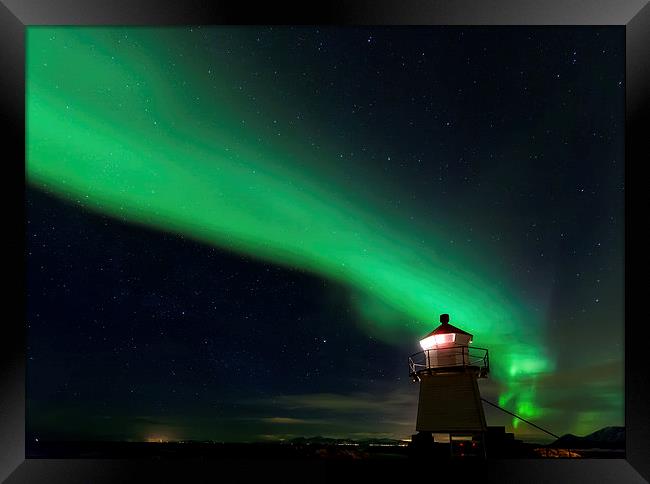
26 27 623 438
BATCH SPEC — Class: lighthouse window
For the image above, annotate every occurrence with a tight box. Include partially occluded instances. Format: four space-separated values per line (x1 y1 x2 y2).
434 334 455 345
419 333 456 350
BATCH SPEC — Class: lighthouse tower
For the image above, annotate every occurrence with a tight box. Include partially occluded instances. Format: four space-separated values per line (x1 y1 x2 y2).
408 313 490 457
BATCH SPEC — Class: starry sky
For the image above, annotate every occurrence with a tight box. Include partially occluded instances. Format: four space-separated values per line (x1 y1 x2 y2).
26 26 624 446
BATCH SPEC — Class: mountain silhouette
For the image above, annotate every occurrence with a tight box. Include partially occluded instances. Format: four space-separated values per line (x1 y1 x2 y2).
550 426 624 449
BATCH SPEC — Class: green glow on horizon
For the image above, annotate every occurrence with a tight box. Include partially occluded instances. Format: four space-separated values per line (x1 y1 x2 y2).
26 27 555 428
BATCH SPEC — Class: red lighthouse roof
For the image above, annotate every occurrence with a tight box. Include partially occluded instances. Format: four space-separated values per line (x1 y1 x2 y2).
422 313 473 339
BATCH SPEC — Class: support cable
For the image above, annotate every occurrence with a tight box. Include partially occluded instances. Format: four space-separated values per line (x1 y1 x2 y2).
480 397 560 440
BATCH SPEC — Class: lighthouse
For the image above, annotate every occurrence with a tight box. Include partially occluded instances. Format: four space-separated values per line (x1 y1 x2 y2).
408 313 490 458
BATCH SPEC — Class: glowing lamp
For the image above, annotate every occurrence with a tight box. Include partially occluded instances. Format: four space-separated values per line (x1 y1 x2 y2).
419 332 455 350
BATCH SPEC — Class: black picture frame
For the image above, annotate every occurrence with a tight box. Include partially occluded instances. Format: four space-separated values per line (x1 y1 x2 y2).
1 0 648 482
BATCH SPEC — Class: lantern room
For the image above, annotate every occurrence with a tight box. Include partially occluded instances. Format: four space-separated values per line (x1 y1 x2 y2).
409 314 489 379
419 313 473 350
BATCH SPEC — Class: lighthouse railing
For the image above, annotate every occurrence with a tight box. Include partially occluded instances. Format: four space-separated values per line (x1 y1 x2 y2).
408 346 489 378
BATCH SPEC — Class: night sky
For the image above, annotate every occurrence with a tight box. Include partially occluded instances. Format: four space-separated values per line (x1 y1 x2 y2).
26 26 624 446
